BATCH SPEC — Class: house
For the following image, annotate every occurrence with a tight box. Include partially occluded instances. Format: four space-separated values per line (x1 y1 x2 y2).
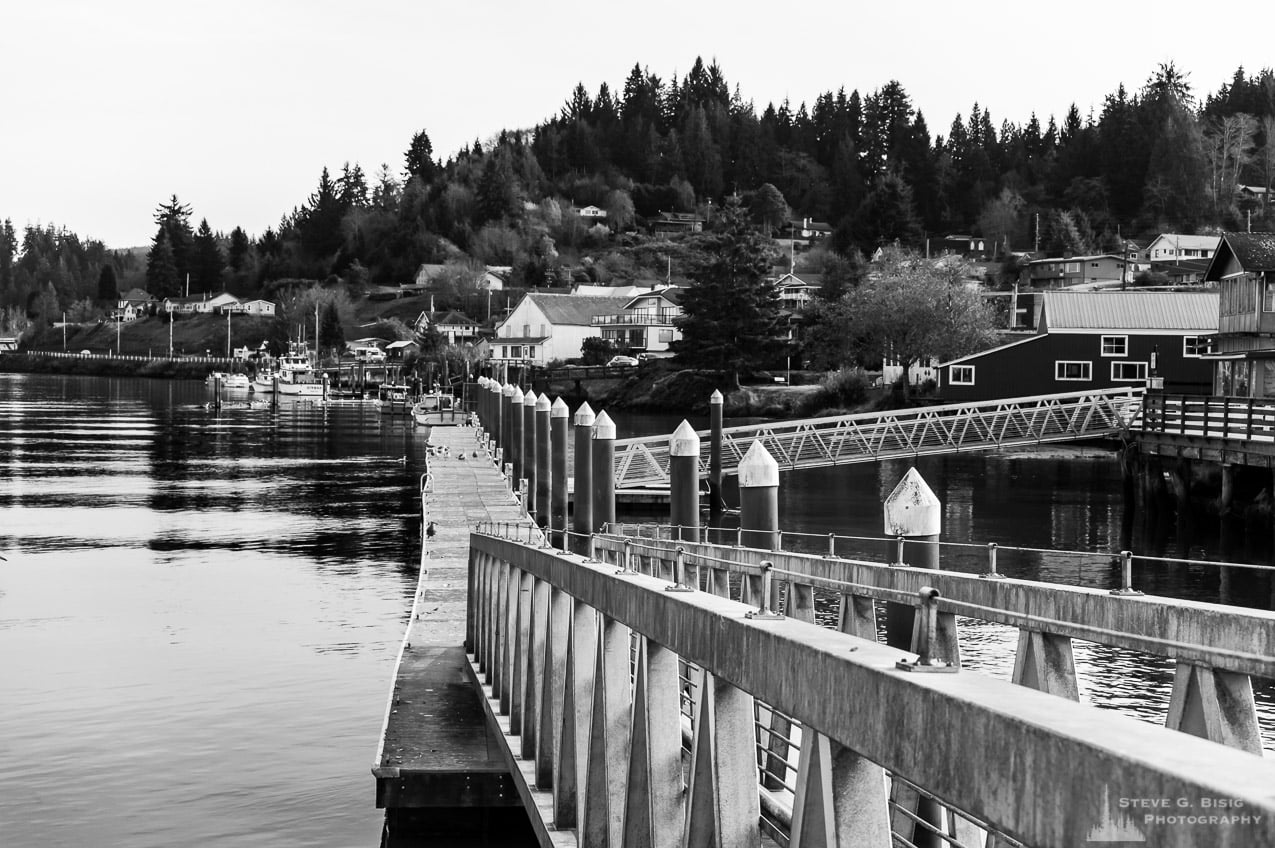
785 218 833 241
0 337 18 353
163 292 241 314
415 310 482 346
385 340 419 361
1144 234 1220 263
1200 232 1275 397
112 288 156 321
1025 255 1130 288
571 284 648 299
771 272 823 312
593 287 683 353
481 266 511 291
1237 185 1268 207
929 234 993 261
239 299 276 316
651 211 705 234
491 293 624 365
937 290 1218 402
1147 259 1210 286
578 205 607 219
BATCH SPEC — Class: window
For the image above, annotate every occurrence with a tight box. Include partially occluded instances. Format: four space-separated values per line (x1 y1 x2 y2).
1111 361 1148 381
527 346 537 358
501 346 508 358
523 324 530 337
1264 282 1275 313
950 365 975 385
1183 336 1209 357
1056 361 1092 381
658 329 674 343
1065 263 1080 273
1100 335 1128 357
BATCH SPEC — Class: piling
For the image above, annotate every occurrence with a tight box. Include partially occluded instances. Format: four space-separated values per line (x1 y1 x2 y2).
502 384 516 475
550 398 568 548
739 441 779 551
883 467 940 650
272 375 280 409
213 374 222 409
509 387 524 488
592 411 616 532
523 391 538 522
572 403 595 555
477 376 489 431
709 389 725 514
490 380 503 449
535 393 551 529
670 420 700 543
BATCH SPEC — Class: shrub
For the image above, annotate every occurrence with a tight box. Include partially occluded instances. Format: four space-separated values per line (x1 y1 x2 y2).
799 368 871 415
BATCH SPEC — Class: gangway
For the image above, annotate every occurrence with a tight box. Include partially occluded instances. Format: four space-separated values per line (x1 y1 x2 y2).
613 386 1143 489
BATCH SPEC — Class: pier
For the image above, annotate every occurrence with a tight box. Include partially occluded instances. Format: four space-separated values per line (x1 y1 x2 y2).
375 380 1275 847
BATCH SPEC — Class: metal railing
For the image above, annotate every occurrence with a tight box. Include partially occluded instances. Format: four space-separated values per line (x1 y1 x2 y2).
612 387 1144 489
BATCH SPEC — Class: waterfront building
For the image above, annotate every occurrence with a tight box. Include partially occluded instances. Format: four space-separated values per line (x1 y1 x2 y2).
1202 231 1275 396
937 290 1217 401
491 293 621 365
592 286 683 353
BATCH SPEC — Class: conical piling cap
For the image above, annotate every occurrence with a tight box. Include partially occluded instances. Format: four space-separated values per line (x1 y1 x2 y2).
502 383 515 397
551 397 569 418
884 467 941 536
490 380 502 394
710 389 724 405
511 386 524 404
670 420 701 457
593 410 616 440
738 440 779 488
523 389 537 407
536 393 551 412
574 401 595 427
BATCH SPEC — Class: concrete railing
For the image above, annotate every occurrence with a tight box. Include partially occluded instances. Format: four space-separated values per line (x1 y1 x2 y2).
464 530 1275 848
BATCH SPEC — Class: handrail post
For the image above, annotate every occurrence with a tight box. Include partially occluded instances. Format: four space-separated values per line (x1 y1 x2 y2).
616 538 636 575
894 534 906 566
980 542 1005 579
895 587 957 673
1111 550 1144 596
828 532 836 557
745 562 784 620
665 546 694 592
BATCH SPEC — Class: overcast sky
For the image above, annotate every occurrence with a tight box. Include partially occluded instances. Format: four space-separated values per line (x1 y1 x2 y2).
3 0 1269 249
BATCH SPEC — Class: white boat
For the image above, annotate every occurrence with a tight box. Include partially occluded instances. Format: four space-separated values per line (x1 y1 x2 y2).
207 372 251 390
377 383 414 415
250 346 318 394
411 392 467 431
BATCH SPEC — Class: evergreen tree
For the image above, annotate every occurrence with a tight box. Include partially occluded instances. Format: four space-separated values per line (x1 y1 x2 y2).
297 167 345 259
227 227 251 272
0 218 16 292
146 227 180 298
97 264 119 301
154 195 194 285
192 218 225 292
671 197 783 385
318 300 344 357
404 130 437 183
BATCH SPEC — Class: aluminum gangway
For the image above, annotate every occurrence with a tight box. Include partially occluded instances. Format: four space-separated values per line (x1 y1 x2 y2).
613 386 1144 490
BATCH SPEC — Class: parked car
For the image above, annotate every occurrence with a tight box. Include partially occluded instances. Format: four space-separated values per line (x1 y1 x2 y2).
607 355 639 367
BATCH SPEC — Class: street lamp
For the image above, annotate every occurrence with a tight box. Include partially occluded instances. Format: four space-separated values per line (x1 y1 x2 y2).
1148 345 1164 391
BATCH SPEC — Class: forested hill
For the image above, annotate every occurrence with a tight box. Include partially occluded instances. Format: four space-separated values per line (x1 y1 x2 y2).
2 59 1273 331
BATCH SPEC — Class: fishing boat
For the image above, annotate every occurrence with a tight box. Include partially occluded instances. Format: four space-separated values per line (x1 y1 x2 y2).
376 383 414 415
251 345 319 394
206 372 251 390
410 391 467 436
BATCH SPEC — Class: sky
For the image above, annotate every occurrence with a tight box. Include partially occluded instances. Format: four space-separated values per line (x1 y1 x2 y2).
3 0 1271 250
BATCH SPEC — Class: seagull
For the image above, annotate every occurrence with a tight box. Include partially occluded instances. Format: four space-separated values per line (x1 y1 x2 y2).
425 521 436 539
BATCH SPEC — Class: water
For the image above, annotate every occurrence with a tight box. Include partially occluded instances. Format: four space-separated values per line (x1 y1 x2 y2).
1 382 1272 848
1 375 430 848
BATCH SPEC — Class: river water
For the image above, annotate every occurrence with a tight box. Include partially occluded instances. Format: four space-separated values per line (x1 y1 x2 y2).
1 376 1271 848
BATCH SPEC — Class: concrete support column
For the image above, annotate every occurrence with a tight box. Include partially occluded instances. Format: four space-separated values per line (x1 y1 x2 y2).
572 403 595 555
623 637 685 847
1012 630 1080 700
499 565 520 715
537 587 571 789
1219 463 1235 516
684 669 761 848
670 420 701 543
520 578 549 763
554 600 597 829
592 411 616 533
523 391 538 521
511 570 534 732
883 467 940 650
1166 663 1263 754
534 393 551 529
550 398 568 547
790 732 892 848
709 389 725 514
491 380 504 453
582 615 632 848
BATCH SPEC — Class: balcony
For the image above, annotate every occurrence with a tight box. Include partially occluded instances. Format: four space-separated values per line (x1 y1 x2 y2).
592 308 680 327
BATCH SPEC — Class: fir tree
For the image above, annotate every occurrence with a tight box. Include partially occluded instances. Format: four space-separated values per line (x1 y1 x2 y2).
192 219 225 292
146 227 180 298
671 197 783 385
318 300 344 357
97 264 119 301
404 130 437 183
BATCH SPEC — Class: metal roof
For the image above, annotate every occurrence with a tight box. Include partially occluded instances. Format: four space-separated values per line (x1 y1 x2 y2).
1042 291 1218 331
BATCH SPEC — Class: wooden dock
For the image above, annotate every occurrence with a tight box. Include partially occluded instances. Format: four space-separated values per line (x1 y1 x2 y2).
374 423 531 816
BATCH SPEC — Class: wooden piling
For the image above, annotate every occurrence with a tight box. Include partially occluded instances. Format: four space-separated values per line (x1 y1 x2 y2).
572 403 595 555
592 411 615 532
670 420 700 543
550 398 568 547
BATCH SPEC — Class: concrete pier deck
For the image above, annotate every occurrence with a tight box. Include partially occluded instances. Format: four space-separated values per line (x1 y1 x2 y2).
374 423 531 814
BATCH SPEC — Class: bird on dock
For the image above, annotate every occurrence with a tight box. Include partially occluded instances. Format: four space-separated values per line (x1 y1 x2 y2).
426 521 436 539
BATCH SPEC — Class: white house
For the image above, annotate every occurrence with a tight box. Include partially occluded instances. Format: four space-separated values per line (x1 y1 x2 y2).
0 337 18 353
1144 234 1220 263
771 272 823 312
578 205 608 219
593 287 683 353
491 293 622 365
164 292 242 314
240 299 276 316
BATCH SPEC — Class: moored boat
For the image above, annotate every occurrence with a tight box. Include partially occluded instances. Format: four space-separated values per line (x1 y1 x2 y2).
206 372 251 390
411 391 467 431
